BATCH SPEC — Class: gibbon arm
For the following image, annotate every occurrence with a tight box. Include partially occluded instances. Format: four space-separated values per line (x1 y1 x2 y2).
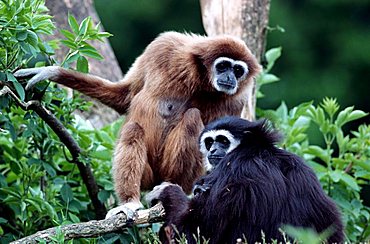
14 66 144 114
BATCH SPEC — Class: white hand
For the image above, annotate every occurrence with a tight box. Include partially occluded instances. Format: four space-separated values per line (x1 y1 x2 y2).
14 66 60 90
105 201 144 220
145 182 176 205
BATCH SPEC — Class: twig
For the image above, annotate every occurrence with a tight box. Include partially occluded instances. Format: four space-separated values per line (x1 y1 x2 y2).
344 162 353 174
0 85 107 219
11 203 165 243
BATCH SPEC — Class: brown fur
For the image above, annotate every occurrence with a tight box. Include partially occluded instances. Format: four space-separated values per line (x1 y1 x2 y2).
42 32 260 204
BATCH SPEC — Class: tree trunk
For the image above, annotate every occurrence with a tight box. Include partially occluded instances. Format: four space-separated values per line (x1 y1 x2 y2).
200 0 270 120
45 0 122 128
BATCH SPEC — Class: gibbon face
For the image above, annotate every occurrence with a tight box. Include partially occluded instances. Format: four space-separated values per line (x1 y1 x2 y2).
199 128 241 171
211 57 249 95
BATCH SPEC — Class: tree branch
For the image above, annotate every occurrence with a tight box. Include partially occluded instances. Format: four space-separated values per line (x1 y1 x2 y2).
10 203 165 243
0 85 107 219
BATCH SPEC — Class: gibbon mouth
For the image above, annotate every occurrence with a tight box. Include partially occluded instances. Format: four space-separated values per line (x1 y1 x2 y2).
218 82 235 90
208 156 224 166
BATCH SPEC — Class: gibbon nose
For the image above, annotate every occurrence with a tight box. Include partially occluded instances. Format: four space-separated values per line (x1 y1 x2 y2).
210 148 217 154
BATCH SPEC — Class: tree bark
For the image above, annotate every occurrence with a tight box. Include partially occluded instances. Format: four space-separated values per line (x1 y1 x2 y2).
11 203 165 243
200 0 270 120
45 0 122 128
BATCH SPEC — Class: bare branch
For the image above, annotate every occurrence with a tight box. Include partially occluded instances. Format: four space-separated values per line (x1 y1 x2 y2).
0 85 107 219
10 203 165 243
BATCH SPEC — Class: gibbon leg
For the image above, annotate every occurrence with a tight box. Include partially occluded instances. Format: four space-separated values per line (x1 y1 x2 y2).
106 121 153 218
161 108 205 193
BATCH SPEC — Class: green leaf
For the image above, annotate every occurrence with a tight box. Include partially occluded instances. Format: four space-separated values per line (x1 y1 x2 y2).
336 130 350 154
60 183 73 203
76 56 88 73
283 225 324 244
259 73 280 85
0 217 7 224
0 188 21 199
37 199 57 219
79 48 103 60
26 30 38 47
64 51 80 65
16 30 28 41
347 110 367 123
329 170 342 183
10 160 21 175
306 145 330 164
96 130 114 145
78 17 91 36
90 149 111 161
68 200 83 213
60 39 78 49
24 198 42 212
97 32 113 39
316 107 325 125
98 190 110 203
42 162 56 177
306 160 327 173
276 101 288 123
265 47 282 72
68 212 80 223
320 97 339 118
356 160 370 172
7 72 25 101
60 29 75 41
341 174 360 191
68 13 79 34
335 106 353 127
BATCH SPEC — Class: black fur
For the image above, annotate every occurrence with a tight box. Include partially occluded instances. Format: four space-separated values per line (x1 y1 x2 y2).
154 116 344 244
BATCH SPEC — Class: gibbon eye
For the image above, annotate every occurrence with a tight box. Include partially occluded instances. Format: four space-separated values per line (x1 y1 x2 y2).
216 135 230 147
204 137 214 151
233 65 245 79
216 60 232 72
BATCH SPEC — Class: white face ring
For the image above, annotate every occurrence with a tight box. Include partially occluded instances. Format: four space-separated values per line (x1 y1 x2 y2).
200 129 240 171
211 57 249 95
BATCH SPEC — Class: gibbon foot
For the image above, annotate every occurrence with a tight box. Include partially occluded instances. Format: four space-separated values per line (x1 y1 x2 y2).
105 201 144 221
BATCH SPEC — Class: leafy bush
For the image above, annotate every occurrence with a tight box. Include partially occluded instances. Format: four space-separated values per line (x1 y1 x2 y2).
0 0 117 242
258 54 369 242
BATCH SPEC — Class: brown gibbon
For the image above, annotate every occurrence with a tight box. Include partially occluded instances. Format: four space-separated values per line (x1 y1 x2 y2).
14 31 261 218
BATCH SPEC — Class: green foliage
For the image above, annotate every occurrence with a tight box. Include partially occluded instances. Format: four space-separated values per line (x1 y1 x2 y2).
0 0 55 99
259 98 370 242
0 1 118 241
256 44 370 243
282 225 331 244
60 14 112 70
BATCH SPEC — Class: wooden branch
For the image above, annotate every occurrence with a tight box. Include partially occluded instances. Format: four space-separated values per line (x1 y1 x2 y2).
11 203 165 243
0 85 107 219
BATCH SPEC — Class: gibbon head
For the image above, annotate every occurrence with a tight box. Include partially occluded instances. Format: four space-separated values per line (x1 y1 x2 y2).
193 35 261 95
199 116 245 171
199 116 281 171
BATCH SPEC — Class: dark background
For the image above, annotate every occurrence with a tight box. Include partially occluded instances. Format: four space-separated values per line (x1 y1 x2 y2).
94 0 369 122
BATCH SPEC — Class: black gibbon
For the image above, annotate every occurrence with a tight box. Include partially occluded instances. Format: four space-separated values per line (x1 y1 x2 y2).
146 116 344 244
